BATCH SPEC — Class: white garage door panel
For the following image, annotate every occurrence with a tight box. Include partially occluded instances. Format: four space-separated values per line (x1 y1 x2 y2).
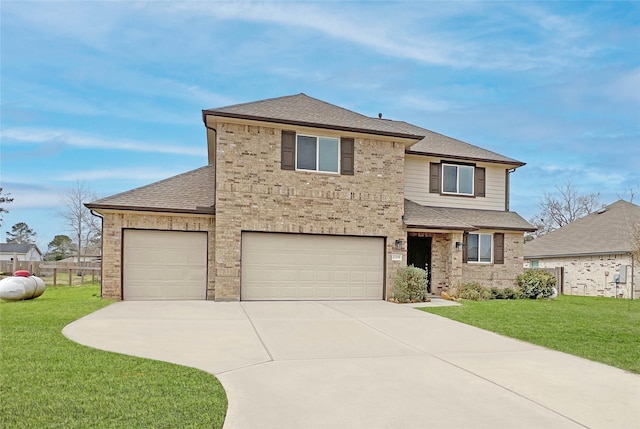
241 233 384 300
123 230 207 300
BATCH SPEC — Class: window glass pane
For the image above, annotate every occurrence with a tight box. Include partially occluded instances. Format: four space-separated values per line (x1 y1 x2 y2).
467 234 479 261
480 234 492 262
459 166 474 195
443 165 457 193
297 136 317 170
318 137 339 172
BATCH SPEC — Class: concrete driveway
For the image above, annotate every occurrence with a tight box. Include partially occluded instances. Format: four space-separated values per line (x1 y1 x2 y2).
63 300 639 429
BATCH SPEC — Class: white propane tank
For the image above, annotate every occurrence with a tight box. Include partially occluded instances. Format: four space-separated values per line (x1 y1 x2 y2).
0 271 46 301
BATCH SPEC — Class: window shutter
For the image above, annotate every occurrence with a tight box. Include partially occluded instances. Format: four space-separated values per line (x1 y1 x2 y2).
462 232 468 263
494 233 504 264
429 163 441 193
281 130 296 170
474 167 486 197
340 137 355 175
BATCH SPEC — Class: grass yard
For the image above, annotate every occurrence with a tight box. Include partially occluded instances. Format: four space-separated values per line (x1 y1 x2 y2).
0 285 227 429
420 295 640 374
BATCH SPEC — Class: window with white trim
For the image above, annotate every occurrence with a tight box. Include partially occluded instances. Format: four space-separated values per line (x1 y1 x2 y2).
296 135 339 173
442 163 474 195
467 233 492 263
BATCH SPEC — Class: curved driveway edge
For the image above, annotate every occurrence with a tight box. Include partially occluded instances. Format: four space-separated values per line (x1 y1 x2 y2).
63 300 640 429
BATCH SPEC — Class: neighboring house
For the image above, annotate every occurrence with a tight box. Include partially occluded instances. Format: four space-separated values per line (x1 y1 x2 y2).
87 94 534 301
524 200 640 299
0 243 44 262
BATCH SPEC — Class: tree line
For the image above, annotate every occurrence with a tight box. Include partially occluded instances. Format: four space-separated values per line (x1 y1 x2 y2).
0 183 101 261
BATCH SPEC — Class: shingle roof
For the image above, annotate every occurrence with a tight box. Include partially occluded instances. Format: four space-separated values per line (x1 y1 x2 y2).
404 199 536 231
406 129 524 166
86 165 216 214
0 243 41 255
205 93 524 165
204 93 425 139
524 200 640 258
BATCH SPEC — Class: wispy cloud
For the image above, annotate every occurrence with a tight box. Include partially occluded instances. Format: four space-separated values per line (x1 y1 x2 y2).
1 128 204 156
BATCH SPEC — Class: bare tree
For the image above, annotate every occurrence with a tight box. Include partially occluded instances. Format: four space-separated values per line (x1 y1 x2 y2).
59 181 100 263
617 185 638 203
0 187 14 227
529 181 602 237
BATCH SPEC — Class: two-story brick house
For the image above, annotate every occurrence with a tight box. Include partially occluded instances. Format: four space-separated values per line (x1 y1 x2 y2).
87 94 534 301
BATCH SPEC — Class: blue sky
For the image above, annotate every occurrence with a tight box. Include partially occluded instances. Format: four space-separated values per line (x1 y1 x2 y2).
1 1 639 250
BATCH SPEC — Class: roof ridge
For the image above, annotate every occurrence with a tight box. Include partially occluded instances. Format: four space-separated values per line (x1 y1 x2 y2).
205 93 306 111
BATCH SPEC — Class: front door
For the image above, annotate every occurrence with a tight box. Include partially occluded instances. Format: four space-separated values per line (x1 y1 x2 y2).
407 236 432 293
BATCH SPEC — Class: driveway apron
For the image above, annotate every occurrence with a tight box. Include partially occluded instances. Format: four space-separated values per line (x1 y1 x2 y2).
63 300 640 429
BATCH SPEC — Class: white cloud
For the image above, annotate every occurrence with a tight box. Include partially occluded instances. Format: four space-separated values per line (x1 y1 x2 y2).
1 128 204 157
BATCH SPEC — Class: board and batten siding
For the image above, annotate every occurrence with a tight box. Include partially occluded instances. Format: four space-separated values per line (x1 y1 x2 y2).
404 155 507 210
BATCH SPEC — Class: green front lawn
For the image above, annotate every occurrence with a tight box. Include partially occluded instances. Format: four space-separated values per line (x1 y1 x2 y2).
420 295 640 374
0 285 227 429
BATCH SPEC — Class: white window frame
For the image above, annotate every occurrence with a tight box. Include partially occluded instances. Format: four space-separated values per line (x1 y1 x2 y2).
295 134 340 174
467 233 493 264
442 163 474 196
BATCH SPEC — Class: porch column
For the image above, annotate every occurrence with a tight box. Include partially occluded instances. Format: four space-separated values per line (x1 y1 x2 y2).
450 232 464 286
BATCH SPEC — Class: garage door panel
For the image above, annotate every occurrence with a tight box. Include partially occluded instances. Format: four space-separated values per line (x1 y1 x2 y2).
123 230 207 300
241 233 384 301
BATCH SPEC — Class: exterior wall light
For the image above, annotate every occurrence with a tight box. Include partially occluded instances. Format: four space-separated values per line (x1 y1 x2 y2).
455 241 463 251
394 239 404 250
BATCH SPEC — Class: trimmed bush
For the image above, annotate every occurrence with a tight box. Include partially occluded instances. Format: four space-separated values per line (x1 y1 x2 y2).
490 287 524 300
517 269 557 299
456 282 492 301
393 265 428 303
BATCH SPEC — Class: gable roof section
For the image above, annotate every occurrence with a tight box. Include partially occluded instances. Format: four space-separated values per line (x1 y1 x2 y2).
86 165 216 214
404 199 535 232
0 243 42 255
524 200 640 258
204 93 425 140
406 128 524 166
205 93 524 166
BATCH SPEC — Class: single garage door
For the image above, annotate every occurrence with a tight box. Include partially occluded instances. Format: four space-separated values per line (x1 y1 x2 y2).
241 232 384 300
123 230 207 300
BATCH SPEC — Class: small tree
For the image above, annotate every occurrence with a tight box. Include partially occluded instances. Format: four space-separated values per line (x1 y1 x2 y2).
0 187 14 227
529 181 601 237
59 181 100 262
46 235 75 261
6 222 36 244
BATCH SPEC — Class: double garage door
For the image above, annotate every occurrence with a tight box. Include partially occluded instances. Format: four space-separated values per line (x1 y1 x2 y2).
241 232 384 300
122 230 384 301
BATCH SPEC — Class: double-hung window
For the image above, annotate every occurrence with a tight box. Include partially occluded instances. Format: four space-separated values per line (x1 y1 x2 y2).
296 135 339 173
442 163 474 195
467 233 492 263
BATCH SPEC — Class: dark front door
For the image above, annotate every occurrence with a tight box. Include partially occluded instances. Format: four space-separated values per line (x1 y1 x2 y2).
407 236 432 293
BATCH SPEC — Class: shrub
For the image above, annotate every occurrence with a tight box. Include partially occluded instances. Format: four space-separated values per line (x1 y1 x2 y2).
517 269 557 299
456 282 492 301
490 287 524 300
393 265 428 303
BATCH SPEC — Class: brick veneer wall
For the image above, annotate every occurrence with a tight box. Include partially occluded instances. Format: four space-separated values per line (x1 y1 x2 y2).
99 211 215 299
462 232 525 288
526 254 637 298
212 121 407 301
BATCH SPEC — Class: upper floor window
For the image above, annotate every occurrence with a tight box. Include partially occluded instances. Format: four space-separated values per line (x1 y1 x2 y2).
281 130 354 175
296 135 339 173
442 163 474 195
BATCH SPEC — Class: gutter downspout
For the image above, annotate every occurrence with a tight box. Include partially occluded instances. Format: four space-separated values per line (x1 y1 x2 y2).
89 209 104 297
506 168 516 212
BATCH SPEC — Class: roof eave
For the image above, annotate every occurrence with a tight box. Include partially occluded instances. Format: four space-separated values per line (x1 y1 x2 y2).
85 203 216 215
203 111 426 141
405 150 525 167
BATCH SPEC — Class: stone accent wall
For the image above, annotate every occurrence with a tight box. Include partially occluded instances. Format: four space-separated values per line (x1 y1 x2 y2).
212 121 407 301
526 254 637 299
99 211 215 300
462 232 524 288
